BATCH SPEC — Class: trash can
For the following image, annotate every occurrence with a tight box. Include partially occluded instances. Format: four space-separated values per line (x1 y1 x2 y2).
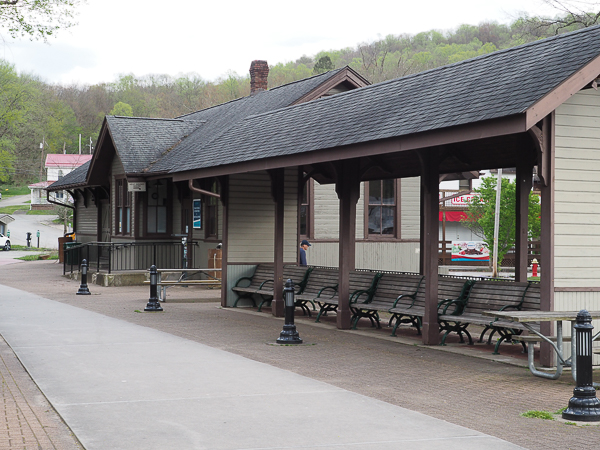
58 236 73 263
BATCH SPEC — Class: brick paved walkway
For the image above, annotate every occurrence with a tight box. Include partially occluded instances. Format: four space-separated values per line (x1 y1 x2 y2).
0 260 599 449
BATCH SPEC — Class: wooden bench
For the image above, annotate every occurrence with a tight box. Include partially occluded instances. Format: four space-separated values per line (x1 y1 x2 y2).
231 264 274 307
293 267 339 317
255 265 313 312
349 272 423 329
314 271 383 323
437 279 537 353
388 276 474 336
480 282 541 353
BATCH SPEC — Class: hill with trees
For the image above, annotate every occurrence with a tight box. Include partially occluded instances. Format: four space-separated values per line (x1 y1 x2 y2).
0 9 596 184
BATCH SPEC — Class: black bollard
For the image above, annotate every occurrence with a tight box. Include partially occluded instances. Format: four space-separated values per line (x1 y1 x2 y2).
276 279 302 344
144 265 163 312
562 309 600 422
76 259 91 295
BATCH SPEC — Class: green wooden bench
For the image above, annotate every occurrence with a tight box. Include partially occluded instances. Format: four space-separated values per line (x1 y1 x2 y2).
255 265 313 312
315 271 383 323
293 267 339 317
388 276 474 336
231 264 274 307
349 272 423 329
437 279 537 353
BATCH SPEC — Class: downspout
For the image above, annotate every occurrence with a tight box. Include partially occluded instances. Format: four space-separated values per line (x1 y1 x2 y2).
47 189 76 237
188 179 220 198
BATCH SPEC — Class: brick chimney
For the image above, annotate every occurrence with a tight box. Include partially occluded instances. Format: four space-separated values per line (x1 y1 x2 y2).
250 60 269 94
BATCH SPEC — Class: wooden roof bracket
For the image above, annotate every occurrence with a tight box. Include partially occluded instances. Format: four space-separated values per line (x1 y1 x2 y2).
527 114 552 187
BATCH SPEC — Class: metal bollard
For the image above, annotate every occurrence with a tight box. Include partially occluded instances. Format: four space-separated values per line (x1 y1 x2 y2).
76 259 91 295
276 279 302 344
144 265 163 312
562 309 600 422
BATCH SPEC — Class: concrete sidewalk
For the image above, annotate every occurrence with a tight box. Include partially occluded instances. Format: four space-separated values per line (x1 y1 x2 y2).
0 284 521 450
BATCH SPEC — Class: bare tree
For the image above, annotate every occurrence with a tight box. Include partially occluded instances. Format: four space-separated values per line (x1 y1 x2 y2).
520 0 600 36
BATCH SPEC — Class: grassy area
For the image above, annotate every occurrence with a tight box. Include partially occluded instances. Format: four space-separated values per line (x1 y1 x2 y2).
0 185 31 197
27 209 57 215
0 205 29 214
16 252 58 261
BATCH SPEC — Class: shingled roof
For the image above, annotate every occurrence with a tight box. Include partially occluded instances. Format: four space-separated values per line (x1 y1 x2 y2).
155 25 600 176
149 68 354 173
104 116 205 173
47 160 91 191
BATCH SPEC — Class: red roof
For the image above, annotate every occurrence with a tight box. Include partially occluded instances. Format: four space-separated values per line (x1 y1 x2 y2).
45 154 92 168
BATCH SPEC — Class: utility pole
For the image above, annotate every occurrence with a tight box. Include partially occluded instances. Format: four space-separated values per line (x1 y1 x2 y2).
39 138 45 182
492 168 503 278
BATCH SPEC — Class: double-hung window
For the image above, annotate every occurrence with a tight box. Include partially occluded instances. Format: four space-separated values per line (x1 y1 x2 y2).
367 179 397 237
116 179 131 234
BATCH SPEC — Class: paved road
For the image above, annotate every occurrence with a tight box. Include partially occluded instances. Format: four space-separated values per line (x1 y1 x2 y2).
2 194 64 249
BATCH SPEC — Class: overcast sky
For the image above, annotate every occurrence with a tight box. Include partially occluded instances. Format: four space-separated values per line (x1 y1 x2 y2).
0 0 560 86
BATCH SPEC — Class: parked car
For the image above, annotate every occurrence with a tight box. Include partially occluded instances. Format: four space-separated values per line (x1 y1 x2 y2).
0 234 10 251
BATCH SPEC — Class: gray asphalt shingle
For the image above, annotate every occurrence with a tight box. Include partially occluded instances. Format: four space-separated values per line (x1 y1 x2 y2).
154 25 600 174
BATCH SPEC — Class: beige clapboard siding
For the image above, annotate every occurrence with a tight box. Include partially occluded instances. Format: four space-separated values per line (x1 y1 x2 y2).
226 264 257 306
312 181 364 239
555 291 600 363
308 241 420 272
401 177 420 239
110 158 125 236
228 170 297 263
555 88 600 288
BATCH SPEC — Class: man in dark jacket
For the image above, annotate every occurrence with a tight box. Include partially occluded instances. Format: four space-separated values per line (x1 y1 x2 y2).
299 239 311 266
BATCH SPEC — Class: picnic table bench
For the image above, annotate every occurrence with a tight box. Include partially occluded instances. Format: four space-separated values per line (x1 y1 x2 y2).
144 268 222 302
388 276 474 336
349 272 423 329
314 270 383 323
437 279 538 353
293 267 339 317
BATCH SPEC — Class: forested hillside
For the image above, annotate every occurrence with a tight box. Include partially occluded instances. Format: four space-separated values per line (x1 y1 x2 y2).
0 14 591 184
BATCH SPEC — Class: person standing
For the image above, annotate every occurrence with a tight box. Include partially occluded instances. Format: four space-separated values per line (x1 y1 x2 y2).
299 239 311 266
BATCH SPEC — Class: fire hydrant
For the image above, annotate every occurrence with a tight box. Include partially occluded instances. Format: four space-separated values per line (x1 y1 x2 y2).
532 258 539 278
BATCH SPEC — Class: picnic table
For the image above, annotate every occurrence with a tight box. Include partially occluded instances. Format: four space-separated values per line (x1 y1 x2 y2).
482 310 600 380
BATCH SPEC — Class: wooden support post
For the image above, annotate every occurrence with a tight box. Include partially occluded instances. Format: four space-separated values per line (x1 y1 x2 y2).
269 169 285 317
335 160 360 330
218 176 229 308
539 114 555 367
515 155 534 282
421 151 440 345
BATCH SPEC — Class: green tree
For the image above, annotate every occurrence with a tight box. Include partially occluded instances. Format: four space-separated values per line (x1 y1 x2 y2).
461 176 541 267
0 0 82 41
313 55 334 74
110 101 133 117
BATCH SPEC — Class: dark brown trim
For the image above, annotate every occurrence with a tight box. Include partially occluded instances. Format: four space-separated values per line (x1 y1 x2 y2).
335 160 360 329
539 112 555 367
268 168 285 317
515 151 534 282
171 115 527 182
554 287 600 292
290 67 370 106
421 149 440 345
526 54 600 130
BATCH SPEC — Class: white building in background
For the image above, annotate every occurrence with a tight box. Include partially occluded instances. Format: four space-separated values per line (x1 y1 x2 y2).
29 154 92 210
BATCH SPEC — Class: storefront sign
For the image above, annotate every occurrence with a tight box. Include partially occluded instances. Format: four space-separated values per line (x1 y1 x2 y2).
451 241 489 262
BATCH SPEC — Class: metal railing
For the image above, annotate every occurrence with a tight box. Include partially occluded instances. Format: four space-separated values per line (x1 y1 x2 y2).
63 241 199 274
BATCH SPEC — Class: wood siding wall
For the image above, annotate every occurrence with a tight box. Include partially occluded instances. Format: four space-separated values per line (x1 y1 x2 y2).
313 181 364 239
110 158 124 236
555 89 600 288
308 241 420 272
227 170 298 263
401 177 421 239
76 190 98 239
555 291 600 363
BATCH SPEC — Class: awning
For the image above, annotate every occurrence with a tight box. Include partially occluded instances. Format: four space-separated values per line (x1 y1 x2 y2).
439 211 467 222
